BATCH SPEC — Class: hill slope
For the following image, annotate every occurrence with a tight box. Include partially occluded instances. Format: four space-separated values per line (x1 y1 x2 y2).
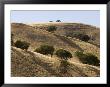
11 23 81 52
11 22 100 77
11 47 100 77
30 22 100 46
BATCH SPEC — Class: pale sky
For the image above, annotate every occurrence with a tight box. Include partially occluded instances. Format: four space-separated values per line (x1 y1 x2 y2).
11 10 100 27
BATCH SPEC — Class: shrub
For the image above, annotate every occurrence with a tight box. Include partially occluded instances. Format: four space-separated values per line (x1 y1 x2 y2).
65 32 90 42
81 35 90 42
47 26 57 32
74 51 84 58
14 40 30 50
83 53 100 66
73 33 90 42
75 51 100 66
56 49 72 60
56 49 72 74
35 45 54 57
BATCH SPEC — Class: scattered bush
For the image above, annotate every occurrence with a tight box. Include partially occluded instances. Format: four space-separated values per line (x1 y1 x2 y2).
56 49 72 60
75 51 100 66
65 32 90 42
47 26 57 32
74 33 90 42
56 49 72 74
83 53 100 66
81 35 90 42
35 45 54 57
14 40 30 50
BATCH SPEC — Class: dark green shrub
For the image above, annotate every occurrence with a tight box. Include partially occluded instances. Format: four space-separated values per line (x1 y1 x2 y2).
65 32 90 42
83 53 100 66
73 33 90 42
47 26 57 32
56 49 72 74
56 49 72 60
14 40 30 50
35 45 54 57
81 35 90 42
75 51 100 66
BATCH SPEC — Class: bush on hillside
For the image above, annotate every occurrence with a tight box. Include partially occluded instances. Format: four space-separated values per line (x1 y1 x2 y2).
81 35 90 42
34 45 55 57
75 51 100 66
83 53 100 66
14 40 30 50
55 49 72 60
56 49 72 74
73 32 90 42
65 32 90 42
47 26 57 32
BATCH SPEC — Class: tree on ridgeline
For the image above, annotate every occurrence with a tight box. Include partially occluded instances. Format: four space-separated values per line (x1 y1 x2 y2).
56 20 61 22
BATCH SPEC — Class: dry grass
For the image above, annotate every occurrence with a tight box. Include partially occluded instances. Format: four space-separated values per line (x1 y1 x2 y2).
11 23 81 63
11 22 100 77
71 38 100 59
11 47 100 77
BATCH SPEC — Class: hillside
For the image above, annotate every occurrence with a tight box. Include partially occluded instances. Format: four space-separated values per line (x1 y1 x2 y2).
11 47 100 77
30 22 100 46
11 22 100 77
11 23 81 52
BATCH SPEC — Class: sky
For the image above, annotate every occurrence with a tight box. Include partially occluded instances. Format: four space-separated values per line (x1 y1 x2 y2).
11 10 100 27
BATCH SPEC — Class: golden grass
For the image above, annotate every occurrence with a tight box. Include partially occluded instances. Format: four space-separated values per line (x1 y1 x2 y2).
11 23 100 77
11 47 100 77
71 38 100 59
